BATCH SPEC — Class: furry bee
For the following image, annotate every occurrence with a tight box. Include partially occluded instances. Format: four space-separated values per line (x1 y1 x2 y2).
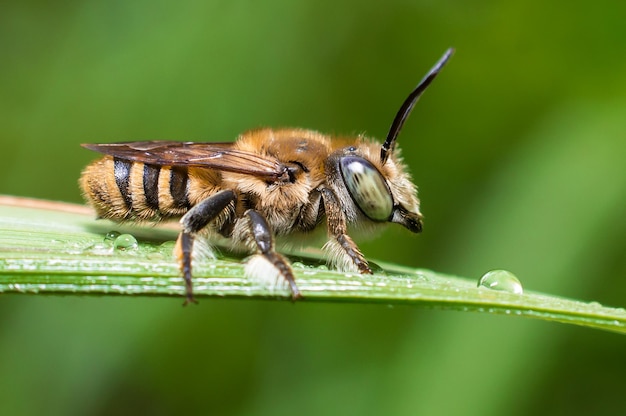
80 48 453 304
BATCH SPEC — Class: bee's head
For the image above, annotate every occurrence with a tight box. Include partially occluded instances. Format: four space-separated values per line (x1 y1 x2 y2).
333 144 422 233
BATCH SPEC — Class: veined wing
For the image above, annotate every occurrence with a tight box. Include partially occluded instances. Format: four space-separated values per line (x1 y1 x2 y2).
82 141 290 181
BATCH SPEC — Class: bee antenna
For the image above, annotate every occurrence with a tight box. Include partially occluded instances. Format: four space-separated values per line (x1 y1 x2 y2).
380 48 454 165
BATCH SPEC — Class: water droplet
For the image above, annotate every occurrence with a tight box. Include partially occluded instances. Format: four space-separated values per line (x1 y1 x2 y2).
291 262 306 269
113 234 138 250
478 270 523 294
105 231 121 241
157 241 176 256
159 241 176 250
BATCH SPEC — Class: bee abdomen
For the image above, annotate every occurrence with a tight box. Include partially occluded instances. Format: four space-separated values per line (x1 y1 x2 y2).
80 156 191 221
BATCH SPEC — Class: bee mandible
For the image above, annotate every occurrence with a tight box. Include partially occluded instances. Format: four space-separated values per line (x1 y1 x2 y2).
80 48 453 304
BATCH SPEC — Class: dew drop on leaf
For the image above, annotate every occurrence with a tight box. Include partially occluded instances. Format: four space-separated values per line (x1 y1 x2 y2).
477 270 523 294
113 234 138 250
158 241 176 254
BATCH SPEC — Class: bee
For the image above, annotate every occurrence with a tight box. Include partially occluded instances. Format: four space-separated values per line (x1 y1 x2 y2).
80 48 453 304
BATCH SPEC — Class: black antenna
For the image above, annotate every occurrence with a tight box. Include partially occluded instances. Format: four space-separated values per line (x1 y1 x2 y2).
380 48 454 165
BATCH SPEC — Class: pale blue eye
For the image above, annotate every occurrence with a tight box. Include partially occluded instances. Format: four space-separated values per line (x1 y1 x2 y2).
339 156 393 221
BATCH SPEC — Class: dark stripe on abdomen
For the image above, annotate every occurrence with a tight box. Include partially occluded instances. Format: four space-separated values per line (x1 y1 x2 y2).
170 167 190 208
114 158 133 209
143 164 160 210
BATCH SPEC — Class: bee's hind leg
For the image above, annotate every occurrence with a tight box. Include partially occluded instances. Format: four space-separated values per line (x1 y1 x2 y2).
241 209 302 300
175 190 236 305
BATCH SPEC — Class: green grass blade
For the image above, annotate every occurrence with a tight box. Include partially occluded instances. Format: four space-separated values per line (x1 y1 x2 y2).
1 196 625 334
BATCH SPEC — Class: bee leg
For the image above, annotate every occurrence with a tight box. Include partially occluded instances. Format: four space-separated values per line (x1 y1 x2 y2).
175 190 236 305
243 209 302 300
175 231 195 305
320 188 372 274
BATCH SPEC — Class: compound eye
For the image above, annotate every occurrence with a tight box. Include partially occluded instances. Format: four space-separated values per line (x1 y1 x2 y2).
339 156 393 221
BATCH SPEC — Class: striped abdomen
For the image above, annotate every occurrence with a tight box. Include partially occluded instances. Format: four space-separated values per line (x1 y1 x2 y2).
80 156 196 221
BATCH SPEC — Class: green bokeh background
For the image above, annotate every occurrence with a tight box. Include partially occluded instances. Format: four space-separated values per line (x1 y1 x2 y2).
1 1 626 415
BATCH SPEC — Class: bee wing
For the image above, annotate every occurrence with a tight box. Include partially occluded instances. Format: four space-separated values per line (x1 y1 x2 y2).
82 141 290 181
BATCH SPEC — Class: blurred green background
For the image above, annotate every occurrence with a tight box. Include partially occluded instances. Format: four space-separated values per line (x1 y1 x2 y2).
1 1 626 415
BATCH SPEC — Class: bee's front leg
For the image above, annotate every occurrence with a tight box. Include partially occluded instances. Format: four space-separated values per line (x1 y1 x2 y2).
175 190 236 305
320 188 372 274
240 209 302 300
